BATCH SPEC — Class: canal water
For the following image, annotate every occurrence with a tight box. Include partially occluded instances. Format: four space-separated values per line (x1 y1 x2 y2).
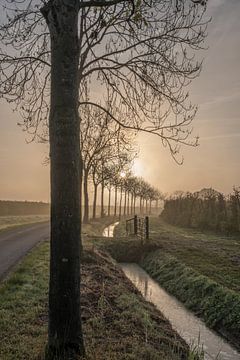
102 221 119 237
102 223 240 360
121 263 240 360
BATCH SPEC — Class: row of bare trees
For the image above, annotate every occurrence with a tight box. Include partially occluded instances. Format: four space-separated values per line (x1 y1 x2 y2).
162 188 240 233
80 103 163 222
114 175 163 218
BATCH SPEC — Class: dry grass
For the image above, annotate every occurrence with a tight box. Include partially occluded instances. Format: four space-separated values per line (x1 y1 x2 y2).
0 218 192 360
0 215 49 232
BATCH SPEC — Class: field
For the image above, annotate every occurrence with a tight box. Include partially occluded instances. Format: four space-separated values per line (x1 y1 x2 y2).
149 217 240 292
0 215 49 232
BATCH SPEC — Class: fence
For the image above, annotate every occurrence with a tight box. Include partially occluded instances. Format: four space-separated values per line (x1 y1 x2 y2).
126 215 149 243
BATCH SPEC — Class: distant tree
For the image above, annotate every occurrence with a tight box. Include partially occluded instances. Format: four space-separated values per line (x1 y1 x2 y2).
229 187 240 232
162 187 240 234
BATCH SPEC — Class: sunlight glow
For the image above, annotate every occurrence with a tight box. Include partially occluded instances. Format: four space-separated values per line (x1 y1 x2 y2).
132 159 144 177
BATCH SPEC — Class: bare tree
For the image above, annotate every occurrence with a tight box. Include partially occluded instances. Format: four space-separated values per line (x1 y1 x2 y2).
0 0 208 357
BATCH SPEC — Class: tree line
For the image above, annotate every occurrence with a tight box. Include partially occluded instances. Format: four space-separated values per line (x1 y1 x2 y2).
80 103 163 222
162 188 240 233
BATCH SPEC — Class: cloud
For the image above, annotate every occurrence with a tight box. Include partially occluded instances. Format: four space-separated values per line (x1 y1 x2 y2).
201 133 240 141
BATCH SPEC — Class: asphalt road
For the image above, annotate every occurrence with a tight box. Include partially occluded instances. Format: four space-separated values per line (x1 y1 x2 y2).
0 222 50 280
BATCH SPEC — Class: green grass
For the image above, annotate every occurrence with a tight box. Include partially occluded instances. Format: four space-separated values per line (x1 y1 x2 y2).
0 217 194 360
115 216 240 293
112 216 240 349
0 215 49 232
0 242 49 359
141 250 240 349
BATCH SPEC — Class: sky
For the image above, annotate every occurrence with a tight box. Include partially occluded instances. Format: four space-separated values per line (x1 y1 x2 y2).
0 0 240 202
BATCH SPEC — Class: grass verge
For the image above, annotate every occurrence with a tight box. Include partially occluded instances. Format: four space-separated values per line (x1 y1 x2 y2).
112 217 240 350
0 217 193 360
142 250 240 350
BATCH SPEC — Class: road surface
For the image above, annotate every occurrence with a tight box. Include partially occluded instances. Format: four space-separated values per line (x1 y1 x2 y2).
0 222 50 280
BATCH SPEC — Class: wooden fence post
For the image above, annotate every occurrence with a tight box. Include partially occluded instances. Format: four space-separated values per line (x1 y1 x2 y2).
134 215 138 235
145 216 149 241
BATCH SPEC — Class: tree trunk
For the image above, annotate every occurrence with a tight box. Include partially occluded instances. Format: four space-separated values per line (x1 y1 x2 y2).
79 154 83 223
108 187 111 216
92 183 98 219
101 180 105 217
114 186 118 216
133 195 136 214
119 185 123 218
127 191 130 215
131 193 134 215
83 169 89 223
123 190 127 216
41 1 85 357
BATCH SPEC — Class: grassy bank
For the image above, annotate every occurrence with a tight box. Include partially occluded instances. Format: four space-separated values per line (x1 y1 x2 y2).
142 250 240 350
0 215 49 232
112 217 240 349
0 217 193 360
114 217 240 292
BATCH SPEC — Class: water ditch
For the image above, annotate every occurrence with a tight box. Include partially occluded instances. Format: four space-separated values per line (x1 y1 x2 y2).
102 221 119 237
103 223 240 360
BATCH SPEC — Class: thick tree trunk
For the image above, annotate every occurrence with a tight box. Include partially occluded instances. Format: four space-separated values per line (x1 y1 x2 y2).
108 187 111 216
80 154 83 223
92 183 98 219
101 180 105 217
41 1 85 358
83 169 89 223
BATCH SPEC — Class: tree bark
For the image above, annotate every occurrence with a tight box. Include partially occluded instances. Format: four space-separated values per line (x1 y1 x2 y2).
123 189 127 216
127 191 130 215
101 179 105 217
41 0 85 357
133 195 136 214
131 193 134 215
108 187 111 216
83 169 89 223
92 183 98 219
119 185 123 218
114 186 118 216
